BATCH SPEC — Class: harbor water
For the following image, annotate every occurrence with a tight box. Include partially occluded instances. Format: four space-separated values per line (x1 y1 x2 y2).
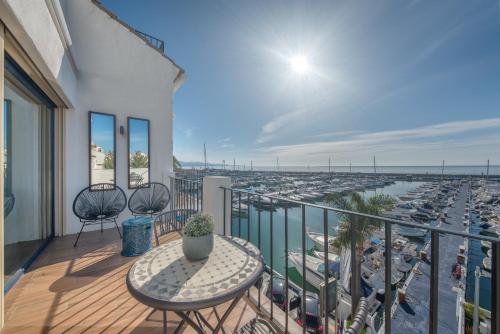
231 181 426 291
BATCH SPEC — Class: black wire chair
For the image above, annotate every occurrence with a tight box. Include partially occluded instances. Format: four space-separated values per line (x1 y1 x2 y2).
128 182 171 217
4 193 15 218
72 183 127 247
153 209 197 246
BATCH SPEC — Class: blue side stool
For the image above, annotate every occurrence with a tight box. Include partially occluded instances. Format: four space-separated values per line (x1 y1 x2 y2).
121 217 153 257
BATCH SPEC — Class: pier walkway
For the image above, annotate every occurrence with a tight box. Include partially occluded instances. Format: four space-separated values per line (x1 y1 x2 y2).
391 182 469 334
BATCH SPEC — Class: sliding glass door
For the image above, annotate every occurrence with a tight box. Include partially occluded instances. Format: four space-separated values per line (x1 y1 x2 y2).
3 55 54 287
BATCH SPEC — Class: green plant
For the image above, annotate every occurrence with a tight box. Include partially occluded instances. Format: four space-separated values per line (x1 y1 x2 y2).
325 192 395 311
130 151 149 168
103 152 114 169
183 213 214 237
173 155 182 171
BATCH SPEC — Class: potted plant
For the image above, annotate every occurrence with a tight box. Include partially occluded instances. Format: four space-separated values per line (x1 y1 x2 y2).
182 213 214 261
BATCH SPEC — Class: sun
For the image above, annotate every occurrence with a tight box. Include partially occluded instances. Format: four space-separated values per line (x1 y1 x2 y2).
289 55 310 75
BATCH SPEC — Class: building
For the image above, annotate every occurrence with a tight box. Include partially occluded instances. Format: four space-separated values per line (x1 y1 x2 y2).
0 0 185 324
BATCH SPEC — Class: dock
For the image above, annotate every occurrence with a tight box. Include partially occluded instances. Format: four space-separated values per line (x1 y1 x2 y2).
391 182 469 334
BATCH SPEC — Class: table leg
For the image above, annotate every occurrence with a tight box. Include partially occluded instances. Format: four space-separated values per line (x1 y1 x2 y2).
175 311 205 334
194 311 207 330
172 292 243 334
195 311 215 332
173 311 191 334
163 311 167 334
212 308 227 334
212 295 243 334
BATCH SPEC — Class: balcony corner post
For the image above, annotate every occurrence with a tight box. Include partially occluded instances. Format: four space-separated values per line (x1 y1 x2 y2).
202 176 231 235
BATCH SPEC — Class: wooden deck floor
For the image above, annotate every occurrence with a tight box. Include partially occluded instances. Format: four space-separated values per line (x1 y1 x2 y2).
4 229 258 333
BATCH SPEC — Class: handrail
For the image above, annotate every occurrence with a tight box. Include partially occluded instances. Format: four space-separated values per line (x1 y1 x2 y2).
221 186 500 244
134 29 165 52
170 176 202 184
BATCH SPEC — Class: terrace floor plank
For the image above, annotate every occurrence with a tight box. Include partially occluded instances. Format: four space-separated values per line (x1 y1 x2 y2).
4 229 259 333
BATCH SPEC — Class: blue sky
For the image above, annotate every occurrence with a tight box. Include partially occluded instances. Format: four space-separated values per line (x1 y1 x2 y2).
129 119 149 153
102 0 500 166
91 113 114 152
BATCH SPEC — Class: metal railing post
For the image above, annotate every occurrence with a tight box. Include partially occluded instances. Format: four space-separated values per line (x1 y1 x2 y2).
301 204 306 334
284 203 289 333
230 189 233 236
350 214 359 316
429 230 439 334
247 193 251 241
384 221 392 334
238 192 242 238
223 188 226 235
270 198 274 320
169 177 175 210
323 209 329 334
492 242 499 334
257 195 261 310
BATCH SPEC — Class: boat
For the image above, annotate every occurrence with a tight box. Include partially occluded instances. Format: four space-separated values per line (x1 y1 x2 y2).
483 257 491 272
312 250 340 262
480 222 492 229
306 229 335 251
398 226 427 238
361 264 404 292
393 254 413 273
481 240 492 249
288 252 339 289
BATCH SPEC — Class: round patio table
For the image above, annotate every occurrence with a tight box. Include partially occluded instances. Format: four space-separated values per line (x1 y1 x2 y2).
127 235 264 334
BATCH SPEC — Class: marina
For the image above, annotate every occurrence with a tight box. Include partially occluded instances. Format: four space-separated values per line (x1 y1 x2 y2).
173 166 500 333
175 167 499 333
189 166 498 333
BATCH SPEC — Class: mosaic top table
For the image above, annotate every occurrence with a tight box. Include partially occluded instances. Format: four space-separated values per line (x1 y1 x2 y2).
126 235 264 334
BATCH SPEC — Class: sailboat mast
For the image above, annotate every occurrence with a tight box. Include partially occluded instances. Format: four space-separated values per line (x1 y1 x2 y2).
486 159 490 180
203 143 207 170
441 160 445 181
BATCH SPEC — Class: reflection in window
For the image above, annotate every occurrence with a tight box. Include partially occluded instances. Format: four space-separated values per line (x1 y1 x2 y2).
128 117 150 188
4 79 53 284
89 112 115 186
4 100 12 196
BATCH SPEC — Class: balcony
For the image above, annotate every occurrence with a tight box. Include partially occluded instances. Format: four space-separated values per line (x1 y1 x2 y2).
3 176 499 334
134 30 165 53
3 229 260 333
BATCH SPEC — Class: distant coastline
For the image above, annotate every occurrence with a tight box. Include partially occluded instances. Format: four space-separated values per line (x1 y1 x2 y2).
179 163 500 176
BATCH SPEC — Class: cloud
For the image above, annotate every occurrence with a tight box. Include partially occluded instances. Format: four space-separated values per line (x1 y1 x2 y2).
257 117 500 164
218 137 235 148
307 130 364 139
256 109 307 144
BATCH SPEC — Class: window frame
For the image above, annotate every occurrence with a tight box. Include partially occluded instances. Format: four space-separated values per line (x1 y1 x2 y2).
88 111 116 188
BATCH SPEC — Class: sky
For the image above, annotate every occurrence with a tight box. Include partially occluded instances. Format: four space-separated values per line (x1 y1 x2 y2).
92 114 149 153
101 0 500 167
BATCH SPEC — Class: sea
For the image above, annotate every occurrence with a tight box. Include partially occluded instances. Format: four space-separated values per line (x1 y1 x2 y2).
184 164 500 176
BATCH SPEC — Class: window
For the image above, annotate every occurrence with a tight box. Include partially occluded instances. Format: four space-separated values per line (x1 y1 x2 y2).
127 117 150 188
4 72 54 286
89 111 116 186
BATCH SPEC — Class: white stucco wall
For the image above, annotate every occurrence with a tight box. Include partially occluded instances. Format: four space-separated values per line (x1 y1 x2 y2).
61 0 180 235
0 0 77 106
1 0 183 236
